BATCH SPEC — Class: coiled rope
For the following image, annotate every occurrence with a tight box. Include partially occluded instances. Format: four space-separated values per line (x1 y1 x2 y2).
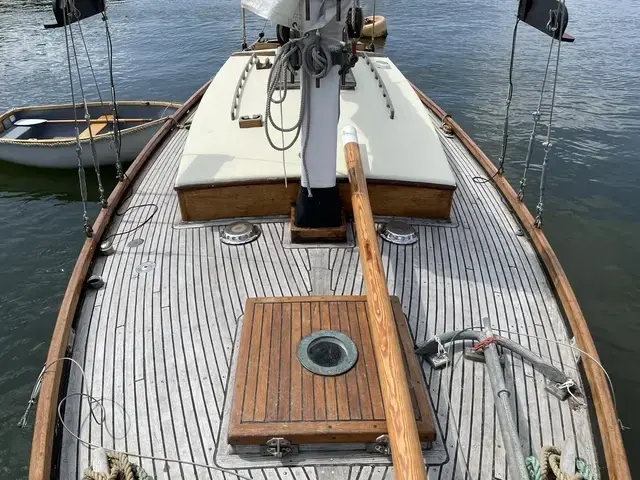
83 451 152 480
264 33 334 196
526 446 594 480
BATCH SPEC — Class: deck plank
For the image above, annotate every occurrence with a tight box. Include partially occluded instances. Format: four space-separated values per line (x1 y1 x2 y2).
59 107 600 479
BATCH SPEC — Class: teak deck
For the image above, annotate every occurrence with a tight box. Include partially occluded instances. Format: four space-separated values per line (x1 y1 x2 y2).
53 100 603 480
229 296 436 445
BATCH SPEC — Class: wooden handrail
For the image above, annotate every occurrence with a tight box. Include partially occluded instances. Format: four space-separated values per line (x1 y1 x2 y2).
410 85 631 480
28 79 211 480
342 125 427 480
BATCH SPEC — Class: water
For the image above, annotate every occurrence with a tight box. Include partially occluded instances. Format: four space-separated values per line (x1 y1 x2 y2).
1 0 638 477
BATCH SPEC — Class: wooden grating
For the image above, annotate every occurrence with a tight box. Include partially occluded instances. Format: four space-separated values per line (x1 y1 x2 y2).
229 296 436 445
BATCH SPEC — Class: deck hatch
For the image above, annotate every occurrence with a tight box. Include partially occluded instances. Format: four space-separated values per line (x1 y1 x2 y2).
228 295 436 445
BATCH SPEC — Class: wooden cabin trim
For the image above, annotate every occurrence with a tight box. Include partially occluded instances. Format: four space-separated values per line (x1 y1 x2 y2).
28 81 211 480
174 177 457 192
411 84 631 480
176 179 454 222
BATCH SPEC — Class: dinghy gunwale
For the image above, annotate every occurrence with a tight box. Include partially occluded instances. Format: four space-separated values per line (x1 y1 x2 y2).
27 82 210 480
0 100 182 145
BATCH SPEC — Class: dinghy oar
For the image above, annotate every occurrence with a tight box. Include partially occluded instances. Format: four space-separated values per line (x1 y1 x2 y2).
342 125 427 480
14 118 154 127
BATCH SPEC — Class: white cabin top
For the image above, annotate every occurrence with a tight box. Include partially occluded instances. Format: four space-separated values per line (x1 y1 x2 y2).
175 51 457 190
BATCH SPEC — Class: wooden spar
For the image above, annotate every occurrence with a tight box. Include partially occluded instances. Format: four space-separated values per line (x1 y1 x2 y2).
342 125 427 480
410 85 631 480
28 79 211 480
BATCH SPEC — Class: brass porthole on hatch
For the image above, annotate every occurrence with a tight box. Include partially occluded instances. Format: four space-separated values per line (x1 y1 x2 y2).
296 330 358 376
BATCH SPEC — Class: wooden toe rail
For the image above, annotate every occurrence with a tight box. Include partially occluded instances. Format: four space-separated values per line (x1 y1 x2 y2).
342 126 427 480
28 80 211 480
410 85 630 480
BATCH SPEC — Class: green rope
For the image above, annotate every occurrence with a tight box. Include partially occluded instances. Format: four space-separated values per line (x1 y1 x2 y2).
83 451 153 480
526 446 595 480
526 456 542 480
576 459 594 480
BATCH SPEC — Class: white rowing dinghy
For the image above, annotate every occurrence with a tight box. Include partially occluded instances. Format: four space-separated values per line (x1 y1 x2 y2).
0 101 180 168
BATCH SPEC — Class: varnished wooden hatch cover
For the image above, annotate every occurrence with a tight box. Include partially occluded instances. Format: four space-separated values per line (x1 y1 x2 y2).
229 296 436 445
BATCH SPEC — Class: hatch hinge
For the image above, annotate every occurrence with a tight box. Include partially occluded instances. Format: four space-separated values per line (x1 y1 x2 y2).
366 434 391 456
260 437 297 458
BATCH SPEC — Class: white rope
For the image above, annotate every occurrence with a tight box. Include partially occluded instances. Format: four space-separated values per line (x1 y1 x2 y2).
556 379 586 407
20 356 254 479
477 325 628 430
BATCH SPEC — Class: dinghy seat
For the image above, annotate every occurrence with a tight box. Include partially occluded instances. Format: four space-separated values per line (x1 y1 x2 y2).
2 126 33 140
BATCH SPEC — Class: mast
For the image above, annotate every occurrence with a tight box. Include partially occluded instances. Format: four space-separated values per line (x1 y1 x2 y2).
292 9 344 228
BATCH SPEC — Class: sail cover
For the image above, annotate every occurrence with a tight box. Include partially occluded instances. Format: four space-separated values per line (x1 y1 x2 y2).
241 0 352 31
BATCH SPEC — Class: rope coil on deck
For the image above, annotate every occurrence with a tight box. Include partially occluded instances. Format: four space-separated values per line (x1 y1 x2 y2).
526 446 594 480
83 451 152 480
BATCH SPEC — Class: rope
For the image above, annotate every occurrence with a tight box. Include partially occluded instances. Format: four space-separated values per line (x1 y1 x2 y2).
63 7 92 237
472 336 497 351
264 33 334 196
83 451 152 480
534 2 565 228
526 446 594 480
368 0 377 50
496 18 519 175
466 325 628 430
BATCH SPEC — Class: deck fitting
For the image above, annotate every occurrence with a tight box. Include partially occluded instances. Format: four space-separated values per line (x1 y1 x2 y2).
261 438 296 458
99 240 115 256
220 221 261 245
379 220 418 245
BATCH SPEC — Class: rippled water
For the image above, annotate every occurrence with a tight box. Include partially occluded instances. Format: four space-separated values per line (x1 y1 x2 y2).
1 0 639 477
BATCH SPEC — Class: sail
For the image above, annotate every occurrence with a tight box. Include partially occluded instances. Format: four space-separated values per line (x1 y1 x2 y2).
241 0 352 31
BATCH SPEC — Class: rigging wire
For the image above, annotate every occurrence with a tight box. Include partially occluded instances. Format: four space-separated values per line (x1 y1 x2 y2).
63 8 93 237
496 18 520 175
534 2 565 228
76 20 105 106
101 10 125 181
68 19 108 208
517 5 562 204
368 0 377 50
